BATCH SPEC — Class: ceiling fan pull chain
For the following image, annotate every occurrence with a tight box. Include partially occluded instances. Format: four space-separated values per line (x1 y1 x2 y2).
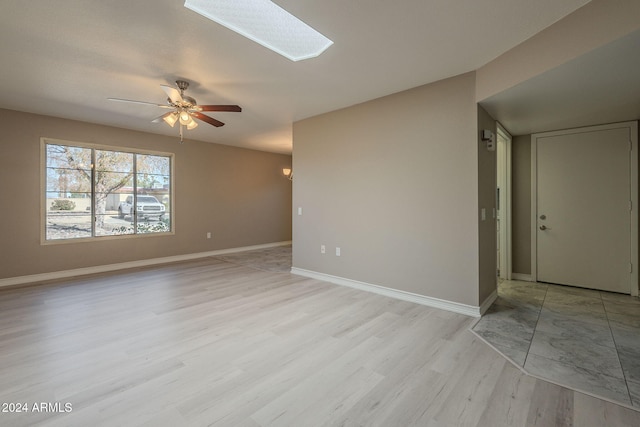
179 123 184 144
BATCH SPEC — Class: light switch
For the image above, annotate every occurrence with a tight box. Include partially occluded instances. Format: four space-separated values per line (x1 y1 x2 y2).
336 247 341 256
298 207 303 216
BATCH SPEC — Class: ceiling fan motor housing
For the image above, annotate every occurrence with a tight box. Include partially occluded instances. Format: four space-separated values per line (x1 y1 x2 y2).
176 80 190 92
167 81 196 108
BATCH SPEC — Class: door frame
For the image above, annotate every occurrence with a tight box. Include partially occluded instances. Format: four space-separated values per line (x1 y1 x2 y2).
497 123 512 280
531 121 639 295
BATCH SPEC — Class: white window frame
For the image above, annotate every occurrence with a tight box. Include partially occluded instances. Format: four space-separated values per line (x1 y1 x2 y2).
41 137 175 244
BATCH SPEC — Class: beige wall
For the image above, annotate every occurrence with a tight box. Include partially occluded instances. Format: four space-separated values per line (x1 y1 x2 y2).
511 135 532 276
290 0 640 307
477 0 640 279
0 109 292 280
476 0 640 101
477 106 497 302
292 72 483 307
477 0 640 277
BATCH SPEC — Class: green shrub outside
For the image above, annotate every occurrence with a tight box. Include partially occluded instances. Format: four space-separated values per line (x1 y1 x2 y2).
51 200 76 210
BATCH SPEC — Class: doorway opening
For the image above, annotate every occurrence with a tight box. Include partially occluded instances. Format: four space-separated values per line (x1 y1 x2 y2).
496 123 512 280
530 121 638 295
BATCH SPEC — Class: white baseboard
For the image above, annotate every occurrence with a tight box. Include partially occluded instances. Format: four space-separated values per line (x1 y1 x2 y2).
479 289 498 315
290 267 482 318
511 273 534 282
0 241 292 288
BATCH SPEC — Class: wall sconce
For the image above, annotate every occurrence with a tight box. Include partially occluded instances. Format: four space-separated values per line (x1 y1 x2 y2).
481 129 496 151
282 168 293 181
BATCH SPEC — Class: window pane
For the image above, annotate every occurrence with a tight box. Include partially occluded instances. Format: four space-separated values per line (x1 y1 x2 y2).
44 142 173 241
45 144 92 240
136 154 171 234
46 168 92 194
46 211 92 240
132 193 169 233
94 150 134 237
46 144 92 170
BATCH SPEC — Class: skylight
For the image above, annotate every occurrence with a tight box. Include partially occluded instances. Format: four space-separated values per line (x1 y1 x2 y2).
184 0 333 62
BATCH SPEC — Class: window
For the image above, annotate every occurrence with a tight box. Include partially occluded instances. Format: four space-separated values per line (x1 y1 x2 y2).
43 139 173 241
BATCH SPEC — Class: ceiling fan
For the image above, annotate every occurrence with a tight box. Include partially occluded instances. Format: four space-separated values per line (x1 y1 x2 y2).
108 80 241 142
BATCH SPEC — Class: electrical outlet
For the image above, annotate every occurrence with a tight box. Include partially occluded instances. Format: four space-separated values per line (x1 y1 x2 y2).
321 245 326 254
336 247 341 257
206 232 212 239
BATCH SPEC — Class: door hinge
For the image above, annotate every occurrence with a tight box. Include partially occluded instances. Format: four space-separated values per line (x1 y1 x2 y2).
630 200 633 211
630 263 633 273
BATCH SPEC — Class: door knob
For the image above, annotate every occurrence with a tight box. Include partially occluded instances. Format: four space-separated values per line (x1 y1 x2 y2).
539 225 547 230
539 214 546 220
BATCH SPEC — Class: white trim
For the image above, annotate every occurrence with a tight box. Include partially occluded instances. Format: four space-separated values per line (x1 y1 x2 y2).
479 289 498 315
511 273 534 282
290 267 483 317
631 122 639 297
0 241 292 288
530 134 538 283
496 123 512 280
41 137 176 244
531 121 638 295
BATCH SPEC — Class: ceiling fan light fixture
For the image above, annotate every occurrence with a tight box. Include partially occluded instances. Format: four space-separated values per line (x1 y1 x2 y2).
184 0 333 62
110 80 241 142
179 111 191 125
163 112 179 127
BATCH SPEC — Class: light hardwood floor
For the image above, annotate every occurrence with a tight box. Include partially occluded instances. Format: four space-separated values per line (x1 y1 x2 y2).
1 257 639 426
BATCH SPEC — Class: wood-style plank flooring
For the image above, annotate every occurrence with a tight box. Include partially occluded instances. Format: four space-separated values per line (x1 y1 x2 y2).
1 257 639 426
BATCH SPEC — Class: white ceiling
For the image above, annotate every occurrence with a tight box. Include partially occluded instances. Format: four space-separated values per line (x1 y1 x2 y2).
480 28 640 136
0 0 592 153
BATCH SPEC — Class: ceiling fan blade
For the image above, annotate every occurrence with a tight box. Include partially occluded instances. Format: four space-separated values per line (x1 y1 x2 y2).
197 105 242 112
161 85 183 104
192 112 225 127
108 98 172 108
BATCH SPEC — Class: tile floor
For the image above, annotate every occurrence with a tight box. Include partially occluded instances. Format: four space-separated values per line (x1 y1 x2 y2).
472 280 640 408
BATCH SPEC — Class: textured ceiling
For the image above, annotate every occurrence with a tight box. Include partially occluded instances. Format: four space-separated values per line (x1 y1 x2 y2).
0 0 592 153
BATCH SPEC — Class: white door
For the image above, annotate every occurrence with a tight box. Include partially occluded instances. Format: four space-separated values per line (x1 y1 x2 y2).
534 123 635 293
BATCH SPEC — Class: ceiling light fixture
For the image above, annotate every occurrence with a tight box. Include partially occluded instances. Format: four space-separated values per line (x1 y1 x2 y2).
110 79 241 143
184 0 333 62
186 117 198 130
179 111 191 125
163 112 179 128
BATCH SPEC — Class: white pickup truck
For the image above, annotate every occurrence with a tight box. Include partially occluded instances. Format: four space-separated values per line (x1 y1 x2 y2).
118 195 166 220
